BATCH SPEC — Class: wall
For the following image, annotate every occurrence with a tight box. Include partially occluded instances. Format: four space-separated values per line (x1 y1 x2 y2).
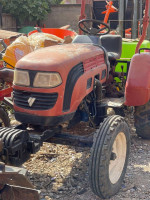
1 13 16 31
0 3 2 28
42 4 92 32
64 0 92 3
1 4 92 32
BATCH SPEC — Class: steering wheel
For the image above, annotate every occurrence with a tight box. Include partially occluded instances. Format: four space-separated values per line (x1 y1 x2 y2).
79 19 110 36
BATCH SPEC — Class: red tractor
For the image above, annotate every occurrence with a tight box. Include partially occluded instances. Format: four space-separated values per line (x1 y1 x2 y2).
3 20 129 199
0 38 14 128
0 0 149 199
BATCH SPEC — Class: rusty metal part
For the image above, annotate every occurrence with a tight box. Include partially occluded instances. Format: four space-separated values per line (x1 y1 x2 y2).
0 163 39 200
0 162 39 200
0 184 39 200
0 173 34 188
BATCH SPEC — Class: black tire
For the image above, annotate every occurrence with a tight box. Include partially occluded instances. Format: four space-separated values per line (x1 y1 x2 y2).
134 101 150 139
0 107 10 127
89 115 130 199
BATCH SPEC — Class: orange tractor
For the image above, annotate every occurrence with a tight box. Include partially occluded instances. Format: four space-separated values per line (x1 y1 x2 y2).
0 0 149 199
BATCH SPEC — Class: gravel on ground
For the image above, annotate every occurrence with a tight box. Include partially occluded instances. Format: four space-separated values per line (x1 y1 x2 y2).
21 113 150 200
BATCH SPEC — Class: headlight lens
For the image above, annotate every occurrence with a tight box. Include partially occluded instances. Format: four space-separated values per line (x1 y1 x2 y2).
13 70 30 86
33 72 62 88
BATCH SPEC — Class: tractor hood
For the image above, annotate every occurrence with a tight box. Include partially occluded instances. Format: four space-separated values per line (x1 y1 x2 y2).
15 43 104 72
14 43 108 119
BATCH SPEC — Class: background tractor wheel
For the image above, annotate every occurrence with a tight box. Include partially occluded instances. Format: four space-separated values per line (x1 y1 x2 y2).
0 107 10 127
134 101 150 139
89 115 130 199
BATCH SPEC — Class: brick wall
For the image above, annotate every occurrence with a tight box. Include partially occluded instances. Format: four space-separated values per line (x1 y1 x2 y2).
42 4 92 32
1 4 92 32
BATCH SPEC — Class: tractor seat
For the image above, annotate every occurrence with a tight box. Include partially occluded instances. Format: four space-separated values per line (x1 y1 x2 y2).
72 35 122 62
100 35 122 61
72 35 101 45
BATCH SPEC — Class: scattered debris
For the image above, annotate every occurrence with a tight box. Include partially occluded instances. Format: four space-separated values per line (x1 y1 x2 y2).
20 113 150 200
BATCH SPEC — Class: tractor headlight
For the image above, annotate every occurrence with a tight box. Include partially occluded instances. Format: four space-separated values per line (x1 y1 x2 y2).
13 70 30 86
33 72 62 88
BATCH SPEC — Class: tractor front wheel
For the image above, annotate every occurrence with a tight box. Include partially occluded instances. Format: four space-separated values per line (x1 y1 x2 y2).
134 101 150 139
89 115 130 199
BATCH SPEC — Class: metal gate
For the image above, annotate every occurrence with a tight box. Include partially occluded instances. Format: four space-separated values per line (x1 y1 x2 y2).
93 0 141 30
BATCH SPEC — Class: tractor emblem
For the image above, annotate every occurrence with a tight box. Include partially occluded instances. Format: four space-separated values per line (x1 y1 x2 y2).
28 97 36 107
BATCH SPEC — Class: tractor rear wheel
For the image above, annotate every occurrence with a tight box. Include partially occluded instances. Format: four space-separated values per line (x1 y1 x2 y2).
89 115 130 199
134 101 150 139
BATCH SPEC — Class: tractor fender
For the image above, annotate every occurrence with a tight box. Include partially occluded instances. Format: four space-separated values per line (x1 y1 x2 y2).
125 53 150 106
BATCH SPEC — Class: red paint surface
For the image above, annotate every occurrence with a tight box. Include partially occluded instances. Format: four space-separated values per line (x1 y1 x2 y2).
0 87 12 101
79 0 86 35
14 43 107 117
28 28 76 39
125 53 150 106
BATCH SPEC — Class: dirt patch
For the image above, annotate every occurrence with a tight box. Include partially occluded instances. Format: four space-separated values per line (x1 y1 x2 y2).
23 114 150 200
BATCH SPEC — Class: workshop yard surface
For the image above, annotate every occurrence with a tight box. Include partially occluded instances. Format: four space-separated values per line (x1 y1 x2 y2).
22 116 150 200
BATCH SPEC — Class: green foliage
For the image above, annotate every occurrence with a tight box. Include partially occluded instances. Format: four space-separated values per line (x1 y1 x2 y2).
1 0 50 24
49 0 63 5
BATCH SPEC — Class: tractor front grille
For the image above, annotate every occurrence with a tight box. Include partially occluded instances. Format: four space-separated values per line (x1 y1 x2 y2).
13 89 58 110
